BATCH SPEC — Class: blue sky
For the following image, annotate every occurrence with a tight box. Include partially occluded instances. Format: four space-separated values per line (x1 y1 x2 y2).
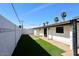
0 3 79 29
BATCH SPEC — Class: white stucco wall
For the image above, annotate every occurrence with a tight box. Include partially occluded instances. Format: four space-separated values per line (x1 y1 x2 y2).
0 15 22 56
34 22 79 50
34 26 71 45
39 28 44 36
34 29 39 36
34 30 37 35
34 25 71 45
34 28 44 36
48 25 71 45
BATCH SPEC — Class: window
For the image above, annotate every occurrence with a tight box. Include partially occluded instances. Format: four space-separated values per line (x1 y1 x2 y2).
56 27 64 33
39 28 41 31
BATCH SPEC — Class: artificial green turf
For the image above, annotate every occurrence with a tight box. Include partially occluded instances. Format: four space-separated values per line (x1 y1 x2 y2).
35 38 64 56
12 35 50 56
12 34 64 56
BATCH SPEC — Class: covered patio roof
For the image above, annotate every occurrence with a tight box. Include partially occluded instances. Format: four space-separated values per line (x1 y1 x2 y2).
33 19 79 29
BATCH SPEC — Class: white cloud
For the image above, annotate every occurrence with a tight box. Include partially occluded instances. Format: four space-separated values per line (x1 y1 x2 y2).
26 4 53 15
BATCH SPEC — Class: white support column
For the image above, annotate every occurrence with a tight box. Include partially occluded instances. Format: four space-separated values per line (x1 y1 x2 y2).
70 29 73 50
34 30 36 35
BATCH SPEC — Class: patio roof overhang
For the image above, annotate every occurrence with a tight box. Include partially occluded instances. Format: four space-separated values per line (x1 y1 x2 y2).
33 19 79 29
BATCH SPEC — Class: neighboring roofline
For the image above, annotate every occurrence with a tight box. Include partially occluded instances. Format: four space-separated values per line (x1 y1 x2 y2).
33 19 79 29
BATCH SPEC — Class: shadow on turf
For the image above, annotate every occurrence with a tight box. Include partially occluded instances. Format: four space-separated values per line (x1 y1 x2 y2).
12 34 50 56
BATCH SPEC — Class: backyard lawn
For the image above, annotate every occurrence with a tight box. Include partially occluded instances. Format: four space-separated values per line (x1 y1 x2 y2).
12 34 64 56
35 37 64 56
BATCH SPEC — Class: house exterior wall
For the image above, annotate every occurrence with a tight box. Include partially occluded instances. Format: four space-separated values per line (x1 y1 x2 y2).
34 29 39 36
34 25 72 45
0 15 22 56
34 28 44 36
39 28 44 36
34 22 79 50
48 25 71 45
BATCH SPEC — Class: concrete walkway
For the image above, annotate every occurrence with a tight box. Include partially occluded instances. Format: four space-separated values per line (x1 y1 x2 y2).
32 35 73 56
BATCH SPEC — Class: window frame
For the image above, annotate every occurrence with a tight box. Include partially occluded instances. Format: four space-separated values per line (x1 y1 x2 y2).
56 26 64 33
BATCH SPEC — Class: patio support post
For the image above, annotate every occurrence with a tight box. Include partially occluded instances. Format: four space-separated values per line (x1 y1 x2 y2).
46 28 48 37
70 19 77 56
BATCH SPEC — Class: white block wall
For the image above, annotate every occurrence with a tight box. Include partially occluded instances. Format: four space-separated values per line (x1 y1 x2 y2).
0 15 22 56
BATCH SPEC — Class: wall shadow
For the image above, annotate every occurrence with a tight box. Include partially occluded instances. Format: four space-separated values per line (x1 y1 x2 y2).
12 34 50 56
